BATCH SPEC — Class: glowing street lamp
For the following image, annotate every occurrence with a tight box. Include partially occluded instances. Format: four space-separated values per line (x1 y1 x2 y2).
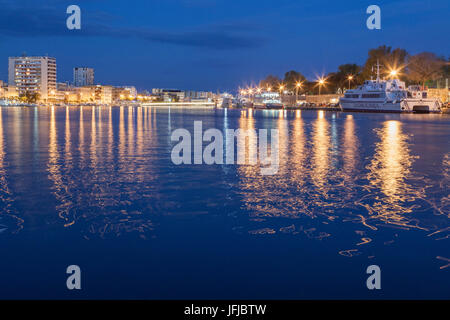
317 77 326 95
347 75 353 89
389 69 399 78
295 82 303 98
279 84 285 97
267 86 272 92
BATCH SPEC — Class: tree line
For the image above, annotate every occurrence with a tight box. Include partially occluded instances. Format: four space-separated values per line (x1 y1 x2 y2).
258 45 450 95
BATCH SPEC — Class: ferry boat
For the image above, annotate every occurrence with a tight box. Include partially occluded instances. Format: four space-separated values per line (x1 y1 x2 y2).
217 93 233 108
339 63 441 113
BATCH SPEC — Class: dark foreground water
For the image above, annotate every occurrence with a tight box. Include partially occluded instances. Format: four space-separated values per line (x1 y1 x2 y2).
0 106 448 299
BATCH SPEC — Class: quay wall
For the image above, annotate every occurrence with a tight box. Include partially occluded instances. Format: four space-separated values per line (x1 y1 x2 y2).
305 94 342 104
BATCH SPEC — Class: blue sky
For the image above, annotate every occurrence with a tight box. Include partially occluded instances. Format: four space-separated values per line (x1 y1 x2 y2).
0 0 448 92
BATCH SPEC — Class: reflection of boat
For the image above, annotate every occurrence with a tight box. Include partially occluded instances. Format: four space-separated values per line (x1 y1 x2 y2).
340 63 441 113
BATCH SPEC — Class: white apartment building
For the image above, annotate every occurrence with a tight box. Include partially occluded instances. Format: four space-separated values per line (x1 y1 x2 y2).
8 56 57 101
73 67 94 87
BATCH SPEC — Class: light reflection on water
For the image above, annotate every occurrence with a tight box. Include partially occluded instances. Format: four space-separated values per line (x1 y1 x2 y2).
0 106 448 258
0 109 23 233
233 108 449 252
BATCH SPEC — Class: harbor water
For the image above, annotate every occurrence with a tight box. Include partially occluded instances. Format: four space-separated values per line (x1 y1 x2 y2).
0 106 449 299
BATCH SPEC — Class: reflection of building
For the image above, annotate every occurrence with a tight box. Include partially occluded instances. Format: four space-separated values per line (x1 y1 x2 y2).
73 67 94 87
8 56 57 101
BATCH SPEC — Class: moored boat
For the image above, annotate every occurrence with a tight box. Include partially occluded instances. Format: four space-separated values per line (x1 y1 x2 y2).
339 62 441 113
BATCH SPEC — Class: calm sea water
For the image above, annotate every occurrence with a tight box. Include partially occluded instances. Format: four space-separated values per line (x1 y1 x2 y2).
0 106 448 299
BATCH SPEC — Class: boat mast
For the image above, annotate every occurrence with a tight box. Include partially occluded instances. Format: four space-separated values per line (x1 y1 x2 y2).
376 59 381 83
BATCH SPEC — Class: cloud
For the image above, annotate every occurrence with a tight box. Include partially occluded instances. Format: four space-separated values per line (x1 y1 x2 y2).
0 0 265 50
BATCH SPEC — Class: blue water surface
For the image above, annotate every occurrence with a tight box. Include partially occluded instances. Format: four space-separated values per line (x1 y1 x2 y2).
0 106 448 299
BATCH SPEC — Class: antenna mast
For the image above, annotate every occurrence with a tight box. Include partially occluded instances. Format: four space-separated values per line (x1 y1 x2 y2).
376 59 381 82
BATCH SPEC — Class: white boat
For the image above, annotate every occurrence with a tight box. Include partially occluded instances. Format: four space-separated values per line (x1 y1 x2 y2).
217 93 233 108
340 63 441 113
253 92 284 109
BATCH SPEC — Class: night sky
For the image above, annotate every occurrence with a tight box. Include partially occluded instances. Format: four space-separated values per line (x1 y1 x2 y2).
0 0 448 92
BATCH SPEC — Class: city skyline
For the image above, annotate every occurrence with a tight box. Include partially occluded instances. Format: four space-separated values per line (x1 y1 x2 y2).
0 0 449 92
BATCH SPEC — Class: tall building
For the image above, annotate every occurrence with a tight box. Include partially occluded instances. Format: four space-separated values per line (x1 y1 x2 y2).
73 67 94 87
8 56 57 101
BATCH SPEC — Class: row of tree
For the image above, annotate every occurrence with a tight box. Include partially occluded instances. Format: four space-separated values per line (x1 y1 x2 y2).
258 45 450 95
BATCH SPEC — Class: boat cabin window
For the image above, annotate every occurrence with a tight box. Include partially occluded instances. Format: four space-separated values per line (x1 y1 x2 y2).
362 94 381 98
345 94 359 98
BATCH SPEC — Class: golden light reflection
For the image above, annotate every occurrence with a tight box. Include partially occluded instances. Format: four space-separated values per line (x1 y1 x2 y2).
236 106 257 166
289 109 308 194
136 107 144 181
342 114 358 181
371 121 407 199
90 106 98 169
108 106 113 159
276 112 288 175
48 106 73 227
79 106 85 163
0 109 3 168
237 110 270 220
311 111 330 195
128 106 134 156
119 106 125 160
364 120 424 229
65 107 71 160
49 107 57 166
0 108 23 233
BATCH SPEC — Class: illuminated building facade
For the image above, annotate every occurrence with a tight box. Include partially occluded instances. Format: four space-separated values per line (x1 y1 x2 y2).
8 56 57 101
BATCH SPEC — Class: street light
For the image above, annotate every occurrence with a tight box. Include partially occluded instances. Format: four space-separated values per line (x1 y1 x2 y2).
248 88 254 102
347 75 353 89
295 82 303 98
295 82 303 102
389 69 398 78
317 77 326 96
